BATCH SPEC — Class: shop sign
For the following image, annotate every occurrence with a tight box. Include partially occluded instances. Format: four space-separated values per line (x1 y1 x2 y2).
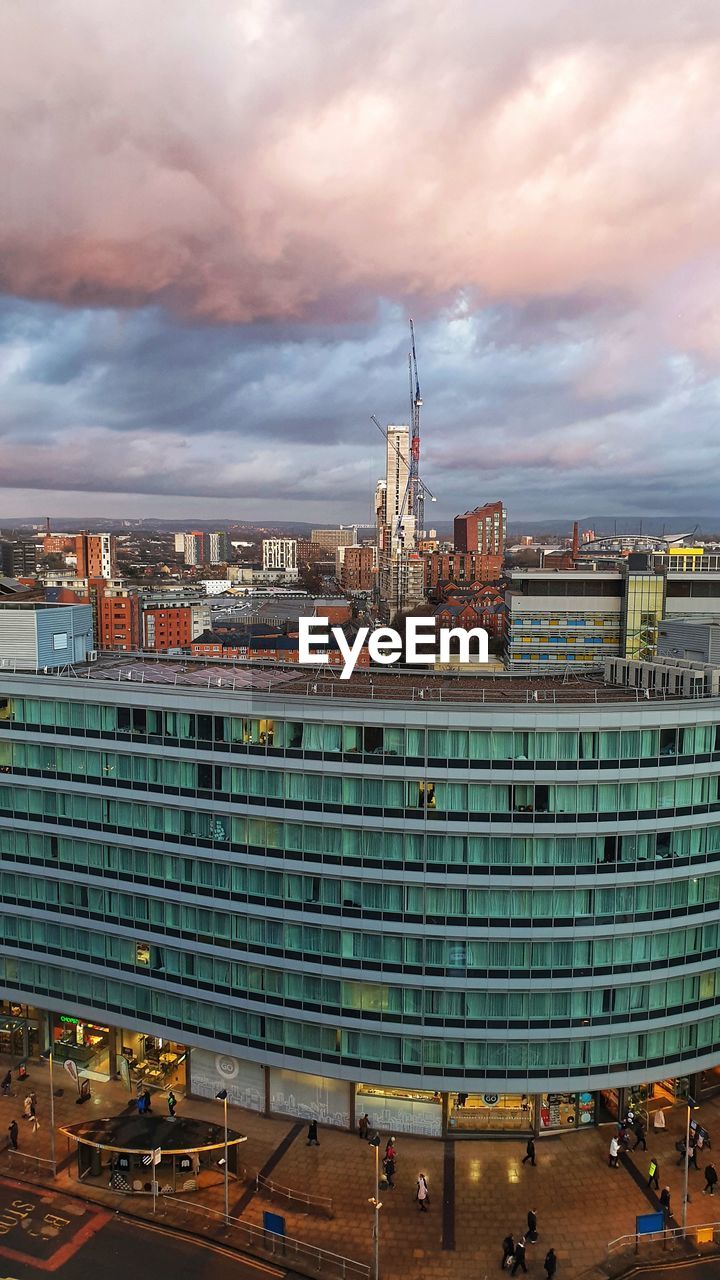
60 1016 79 1025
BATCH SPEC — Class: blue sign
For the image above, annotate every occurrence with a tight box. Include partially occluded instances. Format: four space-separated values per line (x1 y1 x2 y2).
636 1212 665 1236
263 1211 285 1237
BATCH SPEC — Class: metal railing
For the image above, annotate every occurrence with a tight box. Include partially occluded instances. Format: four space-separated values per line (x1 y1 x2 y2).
157 1193 368 1280
607 1219 720 1257
254 1170 334 1217
1 1149 56 1175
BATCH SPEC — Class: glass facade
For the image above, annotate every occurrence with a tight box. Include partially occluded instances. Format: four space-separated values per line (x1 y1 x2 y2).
1 676 720 1096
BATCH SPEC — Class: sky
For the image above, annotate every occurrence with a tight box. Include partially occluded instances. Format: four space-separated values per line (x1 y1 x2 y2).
1 0 719 524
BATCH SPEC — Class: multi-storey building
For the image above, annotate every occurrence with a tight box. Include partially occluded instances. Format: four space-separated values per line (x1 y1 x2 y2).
454 502 506 556
0 540 38 578
506 561 720 671
424 551 504 597
98 588 141 651
183 532 206 567
2 658 720 1135
75 533 117 580
310 529 356 554
262 539 298 575
208 532 230 565
338 545 376 593
142 601 211 651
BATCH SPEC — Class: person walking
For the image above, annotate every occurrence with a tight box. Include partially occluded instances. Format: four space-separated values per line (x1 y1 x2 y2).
1 1070 11 1096
167 1090 177 1118
7 1120 18 1150
703 1162 718 1194
527 1208 538 1242
609 1135 620 1168
385 1136 396 1161
544 1247 557 1278
143 1089 152 1114
633 1121 647 1151
22 1094 33 1120
511 1237 528 1275
501 1233 515 1270
660 1186 671 1220
522 1137 536 1167
689 1139 699 1171
29 1099 39 1133
383 1154 395 1189
358 1113 370 1140
648 1157 660 1190
416 1172 429 1212
307 1119 319 1146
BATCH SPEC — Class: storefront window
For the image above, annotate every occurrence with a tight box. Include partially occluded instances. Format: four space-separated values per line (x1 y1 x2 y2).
448 1092 533 1132
356 1084 442 1137
53 1015 111 1076
539 1092 594 1129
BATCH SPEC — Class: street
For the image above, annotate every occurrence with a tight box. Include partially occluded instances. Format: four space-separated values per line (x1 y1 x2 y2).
0 1178 288 1280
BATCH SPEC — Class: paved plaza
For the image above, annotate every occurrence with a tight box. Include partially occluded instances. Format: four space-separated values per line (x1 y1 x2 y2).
2 1058 720 1279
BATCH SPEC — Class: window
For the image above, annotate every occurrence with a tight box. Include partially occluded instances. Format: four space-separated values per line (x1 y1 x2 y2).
52 632 68 651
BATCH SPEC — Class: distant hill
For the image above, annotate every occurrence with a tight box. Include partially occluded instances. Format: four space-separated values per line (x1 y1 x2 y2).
508 516 720 538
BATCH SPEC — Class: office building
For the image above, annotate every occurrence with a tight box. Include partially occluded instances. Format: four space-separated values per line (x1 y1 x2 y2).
142 601 211 651
262 539 298 575
1 659 720 1135
310 529 356 554
506 561 720 671
454 502 506 556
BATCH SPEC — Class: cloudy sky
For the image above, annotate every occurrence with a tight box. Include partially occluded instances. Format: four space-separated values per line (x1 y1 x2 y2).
1 0 719 524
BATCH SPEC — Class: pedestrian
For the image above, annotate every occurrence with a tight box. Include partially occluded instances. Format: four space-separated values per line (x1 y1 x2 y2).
660 1186 671 1219
1 1070 11 1096
527 1208 538 1242
22 1094 33 1120
7 1120 18 1150
416 1172 429 1212
501 1233 515 1270
522 1137 536 1166
689 1139 699 1171
633 1121 647 1151
648 1157 660 1190
544 1247 557 1278
383 1154 395 1189
167 1090 177 1118
385 1136 396 1161
307 1119 319 1146
29 1100 39 1133
143 1089 152 1114
358 1113 370 1140
675 1137 688 1166
703 1162 718 1194
511 1237 528 1275
609 1136 620 1168
137 1092 146 1115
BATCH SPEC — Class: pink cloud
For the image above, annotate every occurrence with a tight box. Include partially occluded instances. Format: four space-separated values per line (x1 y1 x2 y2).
0 0 719 347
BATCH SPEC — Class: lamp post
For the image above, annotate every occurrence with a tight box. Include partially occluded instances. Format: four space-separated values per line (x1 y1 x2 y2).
216 1089 229 1226
40 1048 56 1176
367 1133 382 1280
682 1093 700 1233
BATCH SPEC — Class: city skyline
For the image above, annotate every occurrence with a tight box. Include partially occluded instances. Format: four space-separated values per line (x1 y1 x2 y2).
1 1 719 521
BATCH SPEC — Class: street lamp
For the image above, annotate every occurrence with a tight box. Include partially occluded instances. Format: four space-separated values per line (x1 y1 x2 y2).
367 1133 382 1280
40 1048 56 1176
216 1089 229 1226
682 1093 701 1233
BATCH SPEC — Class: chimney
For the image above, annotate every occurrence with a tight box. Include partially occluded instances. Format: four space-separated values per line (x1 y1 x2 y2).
571 521 580 560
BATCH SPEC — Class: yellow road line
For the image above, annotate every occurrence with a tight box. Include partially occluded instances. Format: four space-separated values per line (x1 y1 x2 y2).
123 1215 285 1276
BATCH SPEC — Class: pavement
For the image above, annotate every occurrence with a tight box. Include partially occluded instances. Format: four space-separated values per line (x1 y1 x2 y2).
2 1058 720 1280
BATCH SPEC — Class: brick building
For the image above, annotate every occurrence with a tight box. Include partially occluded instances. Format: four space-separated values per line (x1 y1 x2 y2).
339 545 376 593
98 589 141 651
424 551 504 597
75 533 117 579
453 502 506 556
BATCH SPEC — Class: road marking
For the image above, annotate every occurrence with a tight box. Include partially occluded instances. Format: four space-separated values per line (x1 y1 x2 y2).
124 1216 285 1276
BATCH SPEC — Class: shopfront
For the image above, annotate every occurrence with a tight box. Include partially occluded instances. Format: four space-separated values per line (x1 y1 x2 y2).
447 1091 534 1133
119 1030 187 1090
0 1002 42 1061
538 1092 596 1131
52 1015 113 1078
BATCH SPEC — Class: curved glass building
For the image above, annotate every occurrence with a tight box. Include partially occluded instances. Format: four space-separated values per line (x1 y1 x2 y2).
1 660 720 1136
